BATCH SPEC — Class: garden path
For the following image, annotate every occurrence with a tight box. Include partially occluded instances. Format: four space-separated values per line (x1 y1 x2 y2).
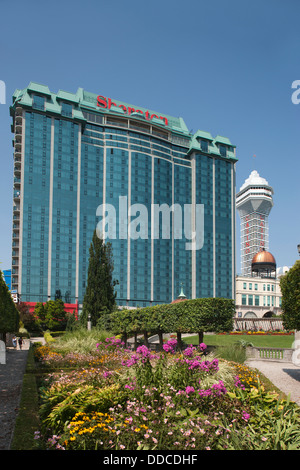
0 338 44 450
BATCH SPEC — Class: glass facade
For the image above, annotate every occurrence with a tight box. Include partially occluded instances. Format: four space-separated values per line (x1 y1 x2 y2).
10 83 237 308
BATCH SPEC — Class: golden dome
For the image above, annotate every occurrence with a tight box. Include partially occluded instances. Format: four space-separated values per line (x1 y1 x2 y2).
252 249 276 265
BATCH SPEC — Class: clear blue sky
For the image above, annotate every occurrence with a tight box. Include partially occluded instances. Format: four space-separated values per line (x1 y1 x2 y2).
0 0 299 274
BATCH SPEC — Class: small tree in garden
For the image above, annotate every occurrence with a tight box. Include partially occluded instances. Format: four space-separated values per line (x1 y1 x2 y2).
0 270 19 340
34 299 68 331
16 302 37 331
81 230 118 327
280 260 300 330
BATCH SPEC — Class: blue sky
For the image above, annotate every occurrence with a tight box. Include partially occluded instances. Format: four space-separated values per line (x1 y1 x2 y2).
0 0 299 274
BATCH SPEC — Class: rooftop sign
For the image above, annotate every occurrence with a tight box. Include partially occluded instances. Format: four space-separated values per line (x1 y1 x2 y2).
97 95 168 126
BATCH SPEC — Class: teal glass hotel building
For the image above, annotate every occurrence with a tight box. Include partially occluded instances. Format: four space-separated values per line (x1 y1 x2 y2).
10 82 237 310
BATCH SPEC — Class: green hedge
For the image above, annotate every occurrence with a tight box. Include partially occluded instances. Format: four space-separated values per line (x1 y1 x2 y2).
111 298 235 345
0 270 19 335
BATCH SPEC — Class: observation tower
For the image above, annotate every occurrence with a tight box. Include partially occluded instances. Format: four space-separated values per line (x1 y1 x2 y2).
236 170 274 276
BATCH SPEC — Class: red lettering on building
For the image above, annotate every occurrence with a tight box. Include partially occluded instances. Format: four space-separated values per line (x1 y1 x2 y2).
96 95 168 126
97 95 107 108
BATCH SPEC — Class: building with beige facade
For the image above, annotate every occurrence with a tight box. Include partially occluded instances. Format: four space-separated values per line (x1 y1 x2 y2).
235 249 290 319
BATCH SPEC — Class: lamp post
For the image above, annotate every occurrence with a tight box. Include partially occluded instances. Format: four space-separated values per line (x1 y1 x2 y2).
87 313 92 331
298 244 300 256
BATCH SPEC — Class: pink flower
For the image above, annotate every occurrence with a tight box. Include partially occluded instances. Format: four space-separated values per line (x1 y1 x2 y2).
242 411 250 421
163 338 177 353
185 386 195 394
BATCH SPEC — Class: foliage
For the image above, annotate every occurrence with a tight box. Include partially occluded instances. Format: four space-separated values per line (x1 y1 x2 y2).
16 302 37 331
33 299 68 331
280 260 300 330
226 386 300 450
50 327 110 355
0 269 19 334
111 298 235 341
81 230 118 327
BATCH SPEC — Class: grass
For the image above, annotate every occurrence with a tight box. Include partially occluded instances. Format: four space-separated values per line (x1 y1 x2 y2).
50 327 110 354
184 333 294 349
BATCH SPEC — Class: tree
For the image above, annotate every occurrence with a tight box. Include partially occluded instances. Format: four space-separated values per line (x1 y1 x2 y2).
81 230 118 327
33 299 68 331
280 260 300 330
0 270 19 339
16 302 37 331
44 299 68 331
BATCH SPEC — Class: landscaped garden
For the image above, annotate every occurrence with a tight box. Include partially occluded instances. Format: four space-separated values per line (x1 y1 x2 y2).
20 328 300 451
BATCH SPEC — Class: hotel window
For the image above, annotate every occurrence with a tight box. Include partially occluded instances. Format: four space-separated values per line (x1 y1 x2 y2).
249 283 252 290
242 294 247 305
271 284 274 292
200 140 208 153
267 284 270 291
248 295 253 306
33 95 45 111
267 296 270 306
243 282 247 289
255 295 260 306
219 145 227 157
61 102 73 118
254 283 258 290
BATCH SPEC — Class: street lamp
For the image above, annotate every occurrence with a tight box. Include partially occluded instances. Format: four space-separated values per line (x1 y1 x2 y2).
298 244 300 256
87 313 91 331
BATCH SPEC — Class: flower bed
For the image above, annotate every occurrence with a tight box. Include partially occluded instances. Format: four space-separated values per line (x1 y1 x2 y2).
34 336 300 451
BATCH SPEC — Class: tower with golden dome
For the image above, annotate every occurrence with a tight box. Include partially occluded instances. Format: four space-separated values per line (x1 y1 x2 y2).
236 170 274 276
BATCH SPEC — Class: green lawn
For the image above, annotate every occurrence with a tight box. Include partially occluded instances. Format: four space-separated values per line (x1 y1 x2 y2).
184 333 294 349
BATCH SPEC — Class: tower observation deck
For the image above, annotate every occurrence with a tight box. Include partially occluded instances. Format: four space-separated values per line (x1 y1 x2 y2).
236 170 274 276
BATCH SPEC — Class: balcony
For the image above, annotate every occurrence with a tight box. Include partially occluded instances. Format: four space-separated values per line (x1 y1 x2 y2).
15 124 22 134
15 141 22 152
14 177 21 188
14 150 22 161
14 165 21 176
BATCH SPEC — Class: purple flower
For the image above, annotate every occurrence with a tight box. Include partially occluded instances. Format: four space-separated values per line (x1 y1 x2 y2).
163 338 177 353
185 386 195 394
234 375 245 390
183 345 196 357
136 345 151 358
242 411 250 421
